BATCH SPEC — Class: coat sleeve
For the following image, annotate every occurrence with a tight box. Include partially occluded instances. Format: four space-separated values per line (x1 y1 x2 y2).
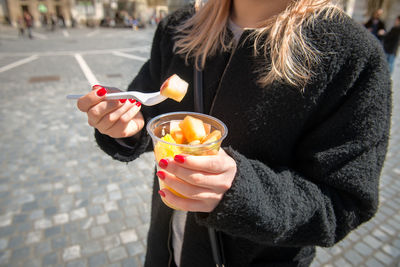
195 41 392 248
94 21 168 162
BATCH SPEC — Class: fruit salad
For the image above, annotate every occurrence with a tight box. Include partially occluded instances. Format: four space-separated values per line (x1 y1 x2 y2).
147 112 227 210
154 115 223 162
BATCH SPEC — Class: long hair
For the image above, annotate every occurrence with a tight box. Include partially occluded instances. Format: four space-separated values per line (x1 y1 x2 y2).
174 0 343 90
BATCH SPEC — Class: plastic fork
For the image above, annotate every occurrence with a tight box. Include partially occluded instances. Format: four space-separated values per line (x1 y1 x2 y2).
66 89 167 106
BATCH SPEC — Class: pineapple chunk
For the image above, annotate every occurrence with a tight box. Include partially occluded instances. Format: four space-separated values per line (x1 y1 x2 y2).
154 134 181 162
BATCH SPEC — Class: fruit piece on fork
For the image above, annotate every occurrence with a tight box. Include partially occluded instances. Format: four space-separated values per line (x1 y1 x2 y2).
160 74 188 102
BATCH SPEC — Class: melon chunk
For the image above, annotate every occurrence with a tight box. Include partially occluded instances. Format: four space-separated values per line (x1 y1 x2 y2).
179 115 206 143
160 74 188 102
201 130 222 144
203 123 211 135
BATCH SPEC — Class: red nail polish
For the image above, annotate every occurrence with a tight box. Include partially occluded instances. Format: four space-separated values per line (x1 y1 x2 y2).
97 88 107 97
158 159 168 169
156 171 165 180
129 99 136 103
93 84 102 89
174 155 185 164
120 99 127 103
135 101 142 107
158 190 166 197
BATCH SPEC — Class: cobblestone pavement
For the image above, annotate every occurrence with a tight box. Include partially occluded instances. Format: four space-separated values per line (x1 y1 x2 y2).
0 25 399 267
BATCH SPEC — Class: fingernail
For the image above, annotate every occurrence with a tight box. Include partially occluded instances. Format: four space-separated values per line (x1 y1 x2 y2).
135 101 142 107
156 171 165 180
93 84 102 90
120 99 127 103
129 99 136 103
158 190 166 197
158 159 168 169
174 155 185 164
97 88 107 97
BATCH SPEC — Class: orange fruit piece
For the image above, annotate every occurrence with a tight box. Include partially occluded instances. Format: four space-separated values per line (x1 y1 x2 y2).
201 130 222 144
160 74 188 102
179 115 206 143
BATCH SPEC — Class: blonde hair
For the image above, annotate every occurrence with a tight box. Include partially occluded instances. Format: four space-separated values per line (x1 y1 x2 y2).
174 0 343 90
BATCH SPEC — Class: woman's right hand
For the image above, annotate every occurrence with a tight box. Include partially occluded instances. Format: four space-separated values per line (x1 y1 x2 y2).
77 85 145 139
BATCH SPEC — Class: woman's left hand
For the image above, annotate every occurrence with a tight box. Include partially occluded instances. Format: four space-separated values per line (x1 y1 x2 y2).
157 149 237 212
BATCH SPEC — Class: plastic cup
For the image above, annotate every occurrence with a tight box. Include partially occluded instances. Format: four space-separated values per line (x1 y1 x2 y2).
146 111 228 209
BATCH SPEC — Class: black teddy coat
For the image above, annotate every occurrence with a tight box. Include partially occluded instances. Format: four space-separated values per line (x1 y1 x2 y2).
94 6 392 267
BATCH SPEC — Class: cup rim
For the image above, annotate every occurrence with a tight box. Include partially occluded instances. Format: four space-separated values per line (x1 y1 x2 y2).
146 111 228 148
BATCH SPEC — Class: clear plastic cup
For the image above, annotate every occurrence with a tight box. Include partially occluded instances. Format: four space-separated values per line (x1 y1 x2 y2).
146 112 228 209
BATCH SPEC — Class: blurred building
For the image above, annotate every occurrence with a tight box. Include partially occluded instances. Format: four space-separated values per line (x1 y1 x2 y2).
1 0 400 29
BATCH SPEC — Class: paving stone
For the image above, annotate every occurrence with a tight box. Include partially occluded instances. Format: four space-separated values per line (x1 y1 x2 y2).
35 218 52 230
333 257 352 267
45 206 58 216
82 217 95 230
109 210 124 221
70 231 90 244
11 246 30 261
67 184 82 194
0 225 16 237
107 184 120 192
63 245 81 261
34 240 52 255
54 213 69 225
13 214 28 223
354 242 373 256
9 235 24 249
109 191 123 201
21 201 39 212
363 235 383 249
81 240 102 256
0 250 11 265
344 250 363 266
89 252 108 267
120 229 139 244
126 241 145 256
103 235 121 250
375 251 393 265
43 252 58 266
91 226 106 239
122 257 140 267
105 221 126 234
16 221 32 233
52 236 68 250
66 259 87 267
365 258 384 267
0 238 8 250
108 246 128 262
88 205 104 216
45 226 62 238
22 258 41 267
92 195 107 204
70 208 88 221
382 244 400 257
104 202 118 212
29 210 44 220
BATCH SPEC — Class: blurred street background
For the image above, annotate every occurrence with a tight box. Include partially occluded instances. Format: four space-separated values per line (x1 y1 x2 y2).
0 0 400 266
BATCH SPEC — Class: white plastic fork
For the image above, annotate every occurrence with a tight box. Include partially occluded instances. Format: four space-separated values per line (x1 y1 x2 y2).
66 90 168 106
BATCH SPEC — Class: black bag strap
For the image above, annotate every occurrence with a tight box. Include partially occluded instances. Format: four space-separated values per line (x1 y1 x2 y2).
193 67 204 113
193 66 225 267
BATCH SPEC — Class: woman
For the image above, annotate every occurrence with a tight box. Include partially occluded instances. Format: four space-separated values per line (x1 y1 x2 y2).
77 0 391 266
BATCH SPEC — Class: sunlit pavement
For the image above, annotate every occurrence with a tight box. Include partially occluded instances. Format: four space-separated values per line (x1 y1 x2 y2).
0 25 399 267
